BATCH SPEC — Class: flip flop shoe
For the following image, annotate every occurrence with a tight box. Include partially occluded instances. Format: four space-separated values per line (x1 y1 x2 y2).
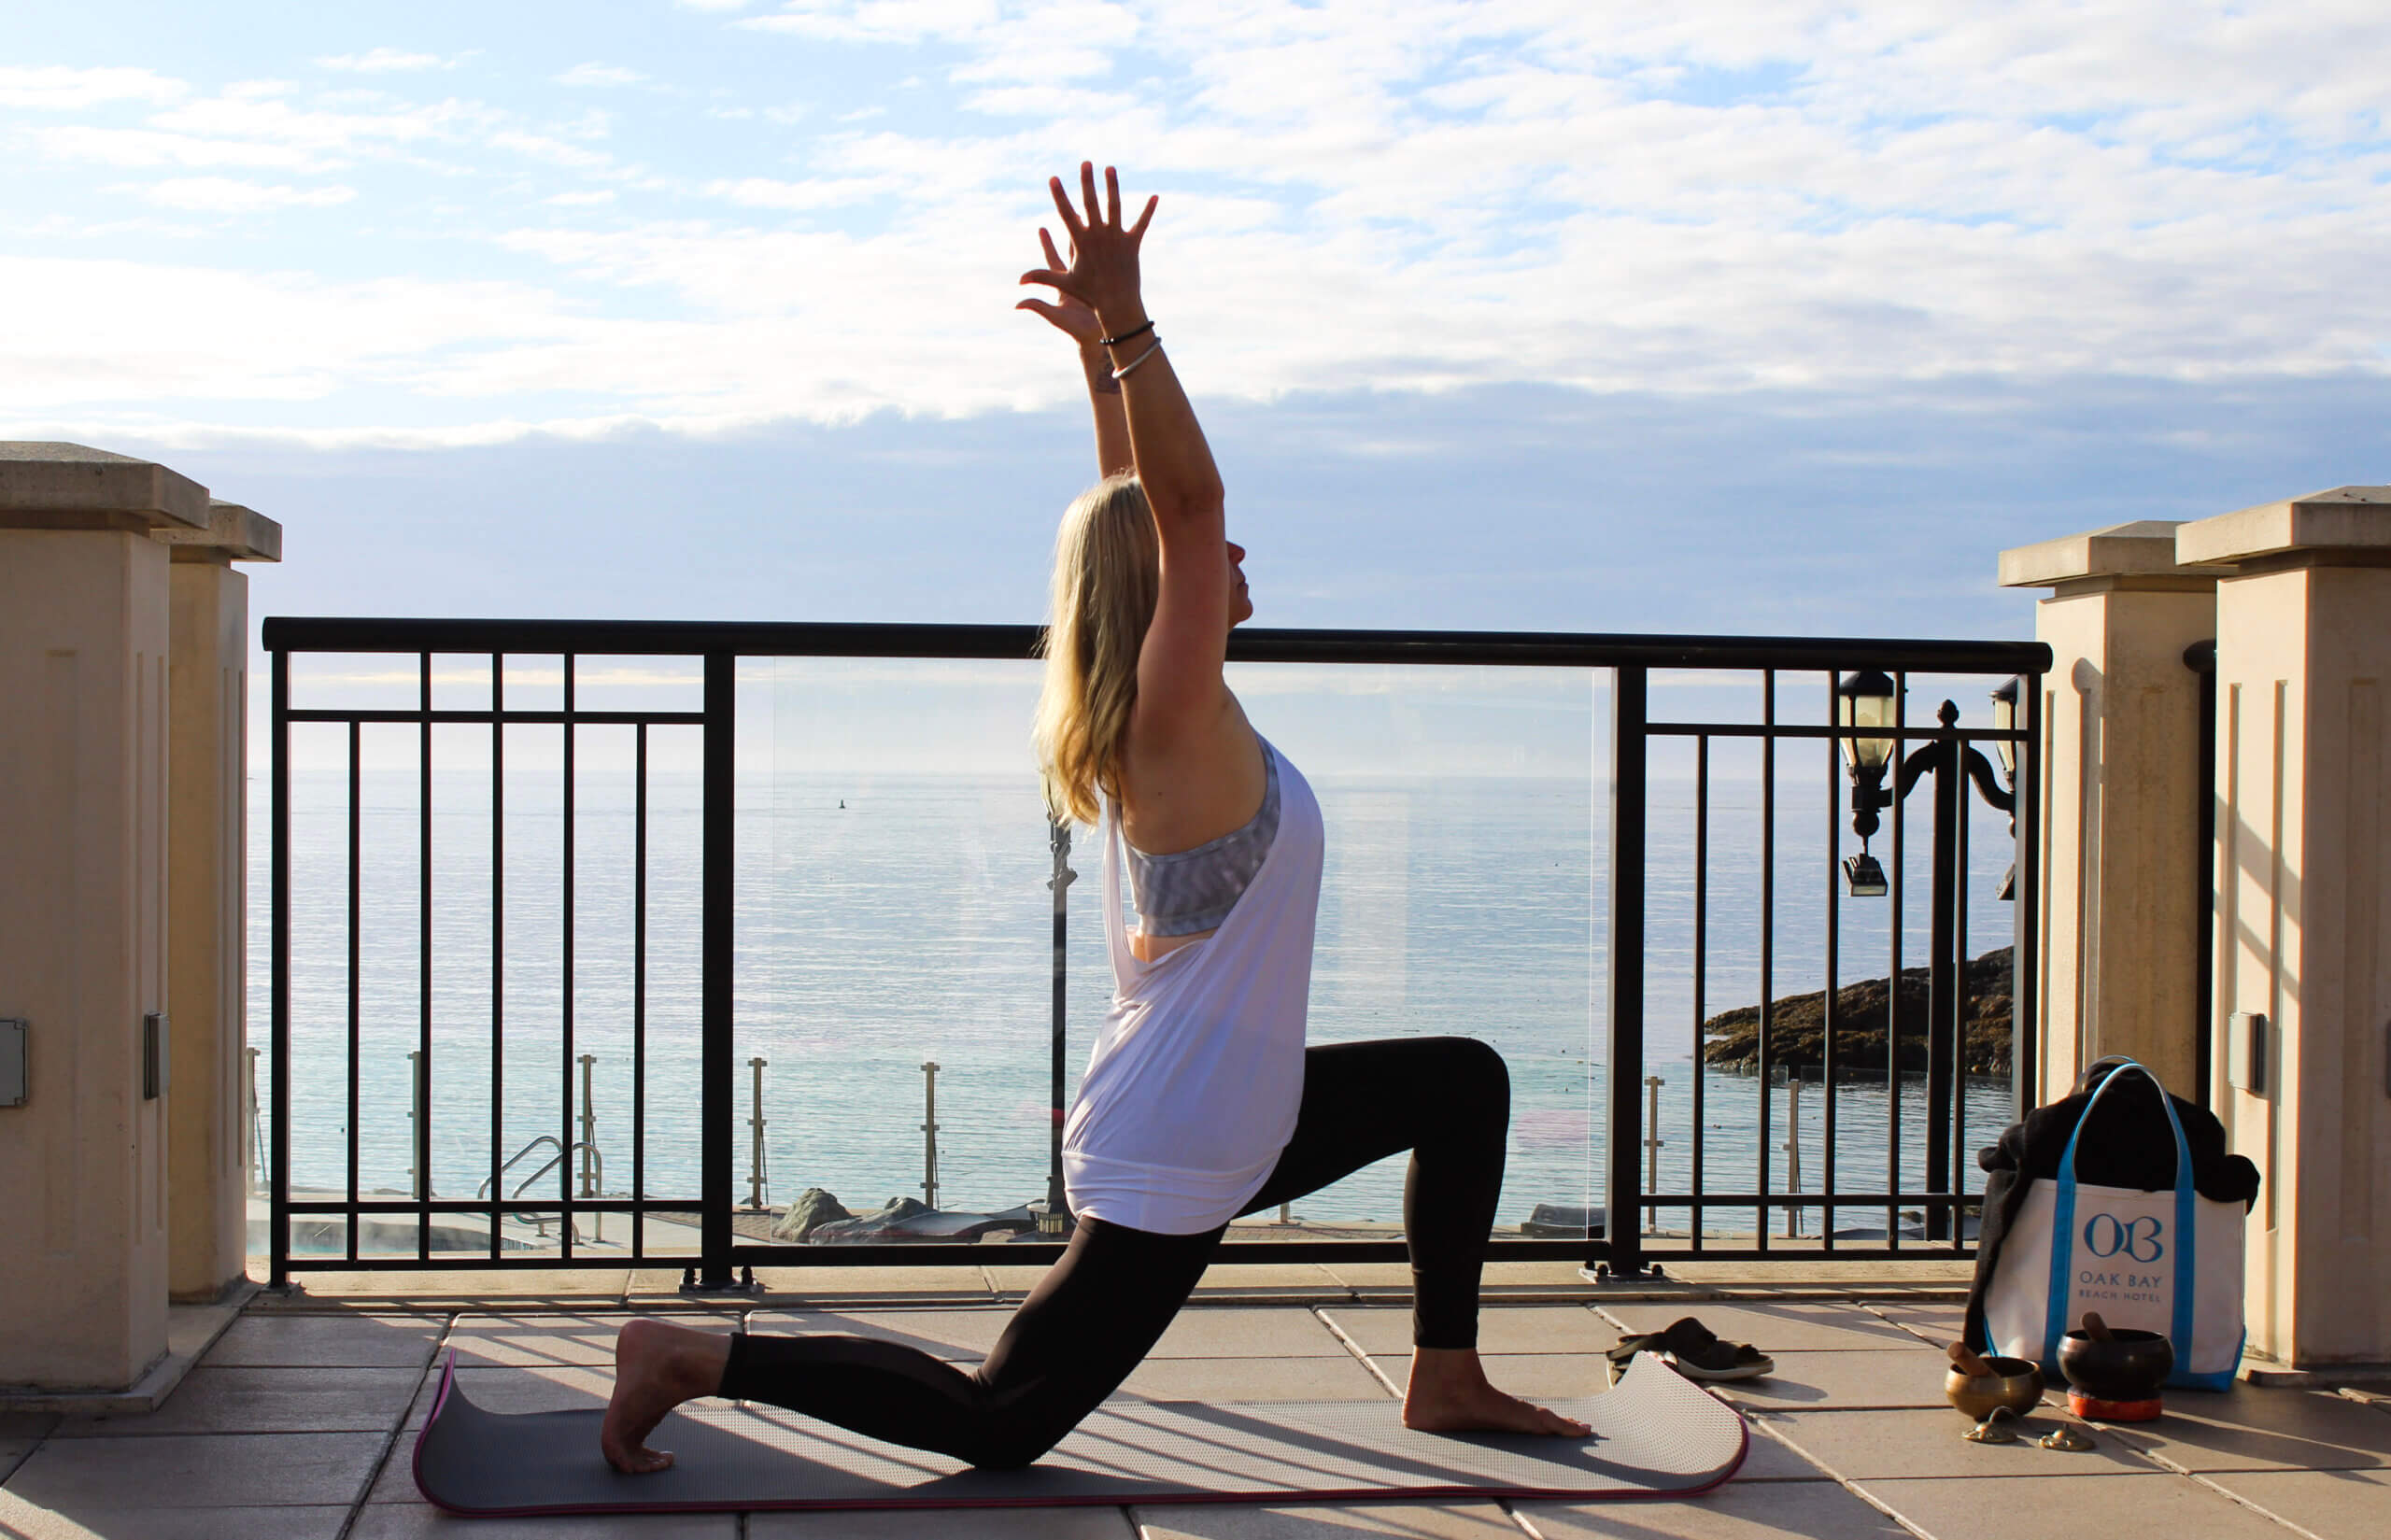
1606 1318 1776 1382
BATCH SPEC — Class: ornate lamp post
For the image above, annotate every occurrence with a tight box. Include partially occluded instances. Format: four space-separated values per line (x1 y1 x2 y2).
1835 671 2017 1237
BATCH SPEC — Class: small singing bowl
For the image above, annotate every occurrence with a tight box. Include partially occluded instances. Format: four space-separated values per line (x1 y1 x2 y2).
1945 1357 2045 1420
2059 1329 2172 1404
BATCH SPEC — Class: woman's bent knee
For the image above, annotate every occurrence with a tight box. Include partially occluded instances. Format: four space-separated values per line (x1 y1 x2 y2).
1428 1036 1509 1104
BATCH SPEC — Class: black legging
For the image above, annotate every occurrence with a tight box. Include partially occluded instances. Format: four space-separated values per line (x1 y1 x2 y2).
716 1035 1509 1468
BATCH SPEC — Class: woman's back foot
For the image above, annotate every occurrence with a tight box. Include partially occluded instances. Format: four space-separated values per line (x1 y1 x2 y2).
601 1318 734 1475
1401 1347 1592 1438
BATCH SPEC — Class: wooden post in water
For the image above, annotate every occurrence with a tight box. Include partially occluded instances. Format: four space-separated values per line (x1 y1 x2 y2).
746 1056 769 1211
921 1060 941 1210
1642 1075 1664 1230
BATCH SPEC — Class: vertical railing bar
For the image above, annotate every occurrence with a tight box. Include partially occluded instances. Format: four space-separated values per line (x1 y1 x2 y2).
1952 733 1972 1254
1887 671 1907 1250
560 653 575 1261
488 651 504 1262
346 718 362 1262
1605 665 1648 1277
700 654 736 1287
1757 669 1775 1251
418 652 433 1261
633 720 649 1262
270 646 292 1287
1822 670 1841 1252
1691 733 1708 1254
2017 674 2044 1120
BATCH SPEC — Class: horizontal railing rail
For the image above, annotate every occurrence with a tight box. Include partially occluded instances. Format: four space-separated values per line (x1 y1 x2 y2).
267 617 2047 1288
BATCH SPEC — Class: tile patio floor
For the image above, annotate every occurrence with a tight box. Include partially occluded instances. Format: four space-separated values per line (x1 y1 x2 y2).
5 1265 2386 1540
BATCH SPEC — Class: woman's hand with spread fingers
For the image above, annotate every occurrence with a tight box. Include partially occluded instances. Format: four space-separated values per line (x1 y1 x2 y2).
1018 162 1157 334
1014 227 1107 351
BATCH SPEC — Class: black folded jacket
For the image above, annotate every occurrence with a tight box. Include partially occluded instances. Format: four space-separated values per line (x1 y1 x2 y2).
1963 1058 2259 1351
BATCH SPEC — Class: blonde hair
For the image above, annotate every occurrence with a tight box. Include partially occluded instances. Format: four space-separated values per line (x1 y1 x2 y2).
1034 474 1160 825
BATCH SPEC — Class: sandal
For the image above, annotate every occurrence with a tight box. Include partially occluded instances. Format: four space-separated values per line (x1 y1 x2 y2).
1607 1317 1776 1382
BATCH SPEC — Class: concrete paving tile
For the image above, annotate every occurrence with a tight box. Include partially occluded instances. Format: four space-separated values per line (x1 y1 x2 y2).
1855 1300 1967 1349
1367 1354 1604 1404
201 1313 446 1369
1323 1306 1611 1358
1593 1302 1918 1353
351 1503 737 1538
1116 1354 1390 1404
50 1365 421 1437
1152 1308 1348 1360
1735 1412 1843 1480
0 1492 353 1538
446 1312 654 1368
1519 1476 1910 1538
2203 1466 2391 1539
4 1431 386 1508
1135 1500 1522 1538
1191 1264 1351 1296
1860 1471 2294 1540
1 1437 40 1484
753 1506 1136 1538
1761 1406 2164 1480
2093 1384 2391 1472
281 1268 630 1301
1715 1348 1987 1411
744 1308 1008 1359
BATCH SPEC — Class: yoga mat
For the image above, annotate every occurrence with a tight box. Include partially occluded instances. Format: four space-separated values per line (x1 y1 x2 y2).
414 1351 1746 1516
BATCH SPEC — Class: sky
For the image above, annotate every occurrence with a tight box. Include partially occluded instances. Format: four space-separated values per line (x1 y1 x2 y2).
6 1 2388 652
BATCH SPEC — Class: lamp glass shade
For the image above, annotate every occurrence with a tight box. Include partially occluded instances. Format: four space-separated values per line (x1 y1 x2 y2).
1837 671 1898 773
1990 675 2021 779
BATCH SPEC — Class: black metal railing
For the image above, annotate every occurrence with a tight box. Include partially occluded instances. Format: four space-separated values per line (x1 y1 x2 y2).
264 616 2046 1288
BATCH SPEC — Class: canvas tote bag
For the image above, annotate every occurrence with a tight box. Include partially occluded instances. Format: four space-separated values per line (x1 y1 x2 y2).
1981 1059 2246 1389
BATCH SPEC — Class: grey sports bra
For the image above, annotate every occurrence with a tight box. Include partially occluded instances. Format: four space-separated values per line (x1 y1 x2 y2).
1124 744 1282 937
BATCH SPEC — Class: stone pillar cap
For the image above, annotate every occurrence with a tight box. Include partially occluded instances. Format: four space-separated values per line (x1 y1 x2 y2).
2176 486 2391 567
156 498 282 563
1998 520 2214 588
0 442 209 530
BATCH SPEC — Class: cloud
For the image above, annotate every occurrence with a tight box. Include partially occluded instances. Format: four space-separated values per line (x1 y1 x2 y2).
545 190 618 206
316 49 457 74
135 177 360 212
556 63 647 88
8 1 2391 445
0 65 186 110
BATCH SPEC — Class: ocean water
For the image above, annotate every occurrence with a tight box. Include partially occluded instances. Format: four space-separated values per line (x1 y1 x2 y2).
255 658 2025 1240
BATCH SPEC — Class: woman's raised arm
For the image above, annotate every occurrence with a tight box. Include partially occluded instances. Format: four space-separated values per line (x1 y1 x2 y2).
1020 163 1233 737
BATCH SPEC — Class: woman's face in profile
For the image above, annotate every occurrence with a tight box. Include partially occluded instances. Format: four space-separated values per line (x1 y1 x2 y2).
1227 540 1252 628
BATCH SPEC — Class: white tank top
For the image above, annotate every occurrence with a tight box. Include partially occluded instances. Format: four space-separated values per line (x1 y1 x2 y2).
1062 738 1325 1234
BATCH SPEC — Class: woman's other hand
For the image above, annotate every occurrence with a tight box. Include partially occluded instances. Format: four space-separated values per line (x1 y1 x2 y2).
1016 228 1106 349
1019 162 1156 333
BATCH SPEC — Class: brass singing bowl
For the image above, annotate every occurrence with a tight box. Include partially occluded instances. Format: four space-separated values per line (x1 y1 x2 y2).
1945 1357 2045 1420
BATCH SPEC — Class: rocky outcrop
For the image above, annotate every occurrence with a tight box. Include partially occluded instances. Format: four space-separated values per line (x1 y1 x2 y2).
768 1187 854 1242
1700 947 2013 1076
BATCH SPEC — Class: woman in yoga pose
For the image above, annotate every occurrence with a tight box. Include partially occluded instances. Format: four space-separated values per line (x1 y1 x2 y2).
600 163 1588 1475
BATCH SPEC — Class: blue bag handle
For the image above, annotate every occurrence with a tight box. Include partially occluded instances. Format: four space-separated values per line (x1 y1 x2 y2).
2042 1058 2196 1376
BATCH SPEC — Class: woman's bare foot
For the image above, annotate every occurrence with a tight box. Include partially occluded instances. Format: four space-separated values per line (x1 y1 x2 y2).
1401 1346 1592 1437
601 1319 733 1474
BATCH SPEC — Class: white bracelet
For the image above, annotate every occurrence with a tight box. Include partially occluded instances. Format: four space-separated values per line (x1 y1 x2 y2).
1110 336 1163 380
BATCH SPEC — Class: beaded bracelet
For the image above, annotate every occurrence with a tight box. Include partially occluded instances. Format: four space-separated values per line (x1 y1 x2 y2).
1099 318 1156 348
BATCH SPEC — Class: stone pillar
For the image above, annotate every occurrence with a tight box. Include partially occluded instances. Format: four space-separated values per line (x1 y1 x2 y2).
2000 523 2222 1106
0 444 205 1390
157 500 281 1302
2179 486 2391 1368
